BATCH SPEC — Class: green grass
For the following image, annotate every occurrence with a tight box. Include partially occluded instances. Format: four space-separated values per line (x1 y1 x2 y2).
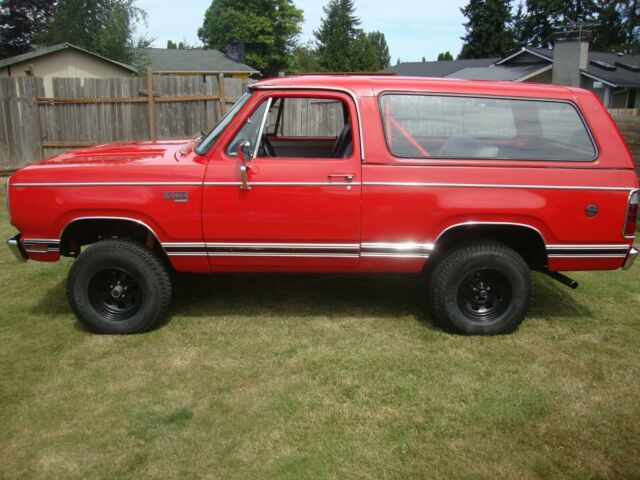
1 185 639 480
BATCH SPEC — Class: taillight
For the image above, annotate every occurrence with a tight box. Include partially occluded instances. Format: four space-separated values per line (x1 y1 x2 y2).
624 189 639 238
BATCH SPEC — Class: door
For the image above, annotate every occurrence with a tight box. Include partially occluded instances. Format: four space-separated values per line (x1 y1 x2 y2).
202 90 362 271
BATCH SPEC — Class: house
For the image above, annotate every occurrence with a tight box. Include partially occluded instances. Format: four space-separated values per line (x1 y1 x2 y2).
138 42 259 78
385 33 640 109
0 43 138 96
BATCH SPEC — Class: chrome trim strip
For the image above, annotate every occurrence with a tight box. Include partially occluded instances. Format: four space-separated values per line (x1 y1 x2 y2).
208 252 359 258
11 182 202 187
623 188 639 239
204 242 359 249
546 244 630 250
167 252 209 257
163 242 207 248
622 247 638 270
251 84 365 161
20 238 61 244
59 217 162 250
361 242 434 251
363 182 632 192
435 221 547 244
203 181 359 187
548 254 627 258
361 253 429 259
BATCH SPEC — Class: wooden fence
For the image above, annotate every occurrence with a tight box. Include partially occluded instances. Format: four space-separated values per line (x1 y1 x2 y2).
0 72 253 172
611 114 640 176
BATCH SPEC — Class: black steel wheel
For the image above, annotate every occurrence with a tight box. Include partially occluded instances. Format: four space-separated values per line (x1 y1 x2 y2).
429 241 531 335
457 269 512 323
67 239 172 334
88 268 143 321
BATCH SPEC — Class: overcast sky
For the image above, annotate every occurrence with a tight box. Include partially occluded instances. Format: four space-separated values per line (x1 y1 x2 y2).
135 0 468 63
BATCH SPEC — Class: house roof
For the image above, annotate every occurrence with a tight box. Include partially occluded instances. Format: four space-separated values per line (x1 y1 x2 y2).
382 58 499 77
502 47 640 88
447 62 550 81
138 48 259 74
0 43 138 72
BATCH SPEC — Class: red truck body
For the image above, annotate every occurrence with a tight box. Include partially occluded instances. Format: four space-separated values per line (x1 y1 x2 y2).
6 75 639 335
8 75 638 273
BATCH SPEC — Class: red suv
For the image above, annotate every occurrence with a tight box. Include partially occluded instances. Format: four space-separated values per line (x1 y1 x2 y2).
6 75 639 335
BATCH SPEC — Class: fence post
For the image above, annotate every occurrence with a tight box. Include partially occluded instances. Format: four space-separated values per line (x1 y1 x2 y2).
32 78 44 160
218 73 227 116
146 69 157 141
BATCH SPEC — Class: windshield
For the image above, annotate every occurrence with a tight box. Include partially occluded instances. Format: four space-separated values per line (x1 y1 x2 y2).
194 92 252 155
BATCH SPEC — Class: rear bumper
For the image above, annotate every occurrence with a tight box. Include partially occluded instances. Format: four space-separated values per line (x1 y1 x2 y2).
622 247 638 270
6 234 27 262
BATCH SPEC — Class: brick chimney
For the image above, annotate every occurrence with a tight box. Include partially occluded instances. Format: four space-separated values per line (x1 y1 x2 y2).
552 30 591 87
225 41 245 64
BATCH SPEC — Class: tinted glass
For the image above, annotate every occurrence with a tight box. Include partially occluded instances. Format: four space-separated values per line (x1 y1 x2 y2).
379 94 596 161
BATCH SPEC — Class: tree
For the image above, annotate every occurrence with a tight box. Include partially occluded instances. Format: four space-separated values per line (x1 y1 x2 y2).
367 30 391 69
288 40 321 73
524 0 597 47
36 0 149 64
198 0 303 77
510 1 529 48
314 0 361 71
459 0 515 59
437 51 454 60
0 0 57 58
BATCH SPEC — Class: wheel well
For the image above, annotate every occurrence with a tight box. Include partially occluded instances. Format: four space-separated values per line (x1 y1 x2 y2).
60 218 166 259
433 224 547 270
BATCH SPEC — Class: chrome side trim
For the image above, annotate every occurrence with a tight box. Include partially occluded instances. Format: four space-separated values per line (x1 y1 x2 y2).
6 235 27 262
203 181 360 187
251 84 366 161
363 182 632 192
548 254 627 259
10 182 202 187
434 221 547 245
622 247 638 270
361 253 429 259
59 217 163 253
205 242 359 249
361 241 434 251
546 244 630 250
207 252 359 258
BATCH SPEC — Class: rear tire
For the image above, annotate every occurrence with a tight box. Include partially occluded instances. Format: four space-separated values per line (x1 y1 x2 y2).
66 239 172 334
429 241 531 335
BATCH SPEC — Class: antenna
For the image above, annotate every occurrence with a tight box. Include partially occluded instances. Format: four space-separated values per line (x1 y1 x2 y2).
553 19 600 42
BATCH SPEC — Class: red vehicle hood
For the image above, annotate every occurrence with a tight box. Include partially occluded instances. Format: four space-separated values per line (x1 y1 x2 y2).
10 139 206 185
35 139 190 167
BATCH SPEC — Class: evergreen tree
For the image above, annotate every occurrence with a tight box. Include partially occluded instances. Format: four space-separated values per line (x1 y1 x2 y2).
524 0 597 47
314 0 361 71
0 0 57 58
36 0 148 64
510 1 529 48
198 0 304 76
459 0 515 59
437 51 454 60
367 31 391 69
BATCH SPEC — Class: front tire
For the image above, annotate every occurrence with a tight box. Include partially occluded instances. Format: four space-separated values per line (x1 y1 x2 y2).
429 241 531 335
66 239 172 334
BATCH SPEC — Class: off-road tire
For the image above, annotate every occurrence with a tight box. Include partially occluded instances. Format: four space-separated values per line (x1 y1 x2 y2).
429 241 531 335
66 239 172 334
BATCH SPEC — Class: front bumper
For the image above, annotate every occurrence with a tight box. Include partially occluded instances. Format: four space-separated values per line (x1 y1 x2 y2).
6 234 27 262
622 247 638 270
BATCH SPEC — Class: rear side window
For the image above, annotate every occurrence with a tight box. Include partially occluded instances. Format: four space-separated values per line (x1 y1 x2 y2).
379 94 596 161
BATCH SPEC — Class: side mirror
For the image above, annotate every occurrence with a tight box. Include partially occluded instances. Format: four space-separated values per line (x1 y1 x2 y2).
237 140 252 164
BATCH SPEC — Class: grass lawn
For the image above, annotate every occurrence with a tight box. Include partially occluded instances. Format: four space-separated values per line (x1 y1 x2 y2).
1 185 639 480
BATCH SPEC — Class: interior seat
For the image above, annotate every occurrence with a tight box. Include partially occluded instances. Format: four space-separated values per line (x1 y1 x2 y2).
330 123 353 158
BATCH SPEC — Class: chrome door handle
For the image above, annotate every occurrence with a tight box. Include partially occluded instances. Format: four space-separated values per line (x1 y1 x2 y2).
240 164 251 191
328 174 354 183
